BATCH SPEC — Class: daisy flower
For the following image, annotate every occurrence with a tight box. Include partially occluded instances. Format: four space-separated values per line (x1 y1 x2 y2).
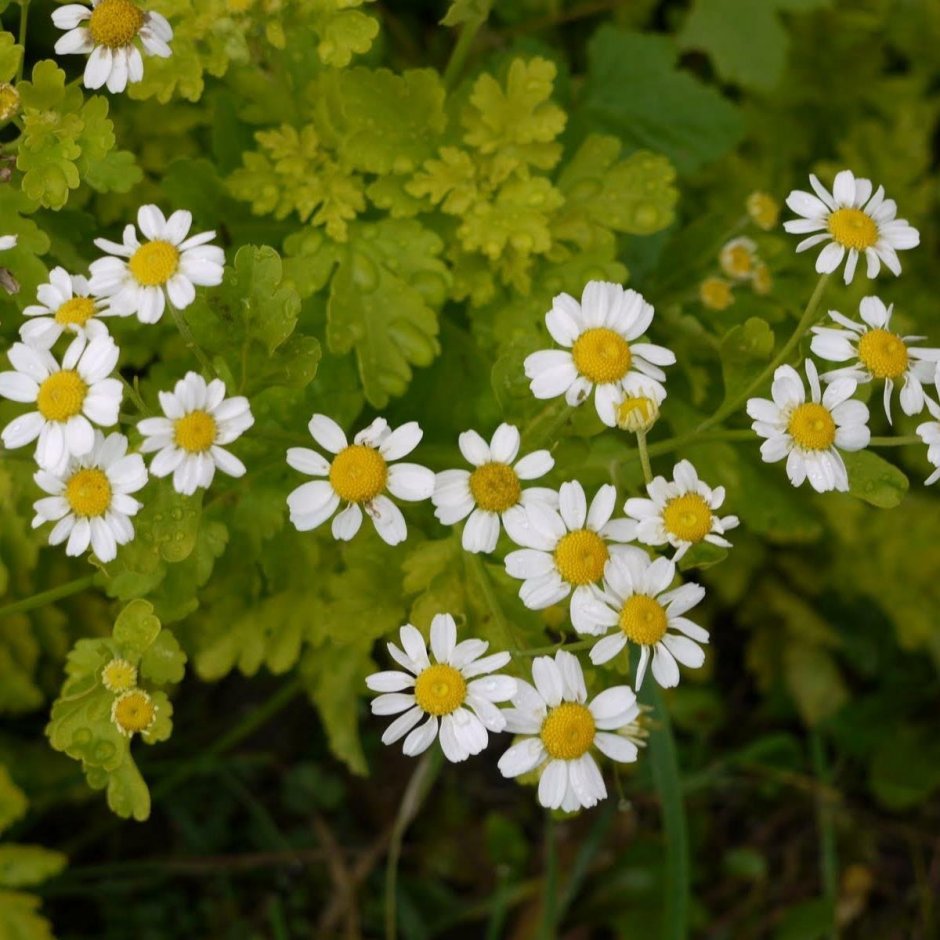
624 459 739 561
497 650 640 812
88 206 224 324
746 360 870 493
0 333 121 473
581 554 708 689
432 423 557 554
524 281 675 427
52 0 172 94
31 430 147 562
286 414 434 546
20 267 110 349
366 614 516 763
0 235 17 251
111 689 157 737
719 237 758 281
916 392 940 486
504 481 646 633
137 372 253 496
810 296 940 422
783 170 919 284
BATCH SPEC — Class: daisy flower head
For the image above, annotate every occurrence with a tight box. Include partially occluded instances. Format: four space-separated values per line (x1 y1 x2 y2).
497 650 640 812
719 237 758 281
111 688 156 737
783 170 919 284
582 554 707 689
286 414 434 546
504 481 645 633
137 372 253 496
614 380 665 434
746 359 870 493
432 423 557 554
20 267 110 349
624 459 739 561
524 281 676 427
52 0 172 94
31 430 147 562
915 391 940 486
810 296 940 422
89 206 224 324
366 614 516 763
0 333 121 473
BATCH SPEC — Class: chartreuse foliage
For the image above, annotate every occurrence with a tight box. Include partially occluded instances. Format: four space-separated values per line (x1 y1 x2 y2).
0 0 939 934
46 601 185 821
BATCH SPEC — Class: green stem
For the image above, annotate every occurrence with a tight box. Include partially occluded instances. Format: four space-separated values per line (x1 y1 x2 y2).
170 306 216 377
636 430 654 485
697 273 831 434
442 16 485 89
870 435 920 447
0 575 96 618
523 400 571 450
119 375 149 416
466 551 521 650
539 813 559 940
640 681 690 940
513 638 593 658
385 749 443 940
15 0 29 85
810 730 839 939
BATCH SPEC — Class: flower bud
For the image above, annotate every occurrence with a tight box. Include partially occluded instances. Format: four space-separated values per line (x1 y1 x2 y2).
746 191 780 230
719 237 758 280
699 276 734 311
616 392 660 433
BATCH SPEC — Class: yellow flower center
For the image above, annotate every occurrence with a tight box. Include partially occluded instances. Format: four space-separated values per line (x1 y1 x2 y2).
857 328 909 380
413 663 466 716
571 327 632 384
619 595 669 646
746 191 779 231
88 0 145 48
720 243 754 279
55 296 96 327
129 240 180 287
65 468 112 518
553 529 609 586
827 208 878 250
37 370 87 422
752 263 772 296
662 493 713 544
111 689 156 736
329 444 388 503
174 410 217 453
699 277 734 311
616 394 658 433
469 461 521 512
101 658 138 693
540 702 596 760
787 402 836 451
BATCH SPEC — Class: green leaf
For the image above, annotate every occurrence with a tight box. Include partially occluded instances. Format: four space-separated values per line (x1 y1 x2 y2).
678 0 829 92
582 27 743 174
138 630 187 686
82 149 143 194
327 219 449 407
0 32 23 83
719 318 774 405
0 767 27 836
103 757 151 822
0 890 57 940
112 600 161 660
868 727 940 811
0 846 67 890
783 643 849 726
843 450 909 508
440 0 492 26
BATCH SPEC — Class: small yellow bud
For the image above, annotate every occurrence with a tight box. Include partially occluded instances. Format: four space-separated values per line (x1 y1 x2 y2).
101 658 138 693
0 83 19 122
746 191 780 231
699 276 734 311
616 393 660 433
111 689 156 737
752 262 772 295
719 237 758 280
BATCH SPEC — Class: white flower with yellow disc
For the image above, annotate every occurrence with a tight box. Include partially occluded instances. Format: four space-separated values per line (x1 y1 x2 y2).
783 170 919 284
580 555 708 689
20 267 111 349
89 206 223 324
916 374 940 486
31 430 147 562
286 414 434 546
52 0 172 94
497 650 640 812
366 614 517 763
504 481 646 632
746 360 869 493
137 372 253 496
810 297 939 422
432 423 557 553
111 688 157 737
0 333 122 473
524 281 675 427
624 459 739 561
